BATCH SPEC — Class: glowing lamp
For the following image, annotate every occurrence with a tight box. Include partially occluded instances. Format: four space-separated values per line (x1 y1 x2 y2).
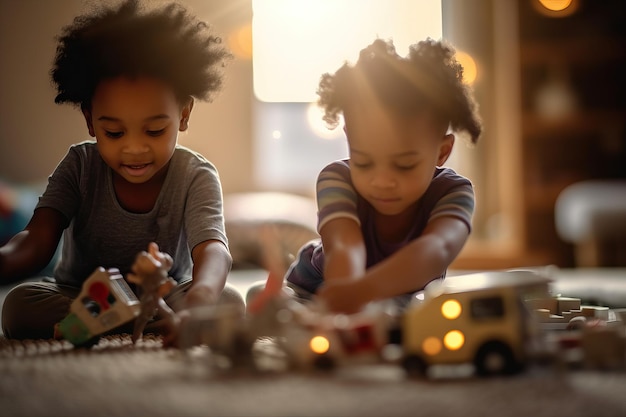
533 0 579 17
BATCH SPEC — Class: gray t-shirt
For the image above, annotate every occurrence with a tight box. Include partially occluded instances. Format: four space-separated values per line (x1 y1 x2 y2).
36 141 227 286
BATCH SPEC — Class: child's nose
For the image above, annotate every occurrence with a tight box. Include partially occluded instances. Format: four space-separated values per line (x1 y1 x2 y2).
123 135 149 154
370 170 396 188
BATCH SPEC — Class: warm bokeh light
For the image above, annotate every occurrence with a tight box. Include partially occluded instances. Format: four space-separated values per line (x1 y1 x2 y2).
534 0 579 17
310 335 330 354
271 130 282 140
539 0 573 11
455 51 477 85
443 330 465 351
228 24 253 60
422 336 442 356
252 0 442 102
441 299 462 320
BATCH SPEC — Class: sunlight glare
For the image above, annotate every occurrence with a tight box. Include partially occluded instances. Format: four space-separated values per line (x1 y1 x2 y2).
306 103 344 139
252 0 442 102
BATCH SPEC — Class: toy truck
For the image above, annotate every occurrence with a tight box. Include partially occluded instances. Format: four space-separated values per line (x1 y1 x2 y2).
399 270 552 377
57 267 141 346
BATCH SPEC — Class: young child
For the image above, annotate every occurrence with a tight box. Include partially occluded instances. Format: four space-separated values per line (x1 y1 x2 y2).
0 0 244 341
252 38 482 315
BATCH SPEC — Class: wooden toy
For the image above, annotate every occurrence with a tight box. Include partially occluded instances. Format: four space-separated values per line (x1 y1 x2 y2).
57 267 141 347
537 304 626 370
126 242 177 344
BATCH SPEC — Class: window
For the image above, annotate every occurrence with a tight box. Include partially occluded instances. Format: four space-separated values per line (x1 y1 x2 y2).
251 0 443 194
470 296 505 320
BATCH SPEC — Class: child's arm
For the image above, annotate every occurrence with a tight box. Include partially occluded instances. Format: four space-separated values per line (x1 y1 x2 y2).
319 217 367 281
317 216 469 313
0 207 66 284
185 239 232 308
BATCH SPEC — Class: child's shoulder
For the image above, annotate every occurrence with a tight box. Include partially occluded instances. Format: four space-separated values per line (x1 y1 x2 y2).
63 140 100 164
425 167 474 202
320 158 350 174
171 145 219 176
173 145 212 164
433 166 472 187
68 140 97 151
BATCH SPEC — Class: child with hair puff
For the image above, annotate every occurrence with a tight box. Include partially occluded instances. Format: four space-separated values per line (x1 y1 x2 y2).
250 38 482 315
0 0 244 343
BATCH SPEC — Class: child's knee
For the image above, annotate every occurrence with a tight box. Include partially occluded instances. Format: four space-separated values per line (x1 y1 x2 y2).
219 283 246 316
1 282 72 340
244 280 268 307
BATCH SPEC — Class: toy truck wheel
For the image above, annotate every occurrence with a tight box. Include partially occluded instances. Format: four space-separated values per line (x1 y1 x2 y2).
313 353 335 371
474 341 520 376
402 354 427 377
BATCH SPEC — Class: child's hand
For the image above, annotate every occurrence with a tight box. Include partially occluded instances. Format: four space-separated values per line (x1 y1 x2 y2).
317 279 367 314
150 312 182 348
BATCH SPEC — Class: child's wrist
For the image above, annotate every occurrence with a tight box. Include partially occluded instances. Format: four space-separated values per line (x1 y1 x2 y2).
185 285 217 308
351 277 377 307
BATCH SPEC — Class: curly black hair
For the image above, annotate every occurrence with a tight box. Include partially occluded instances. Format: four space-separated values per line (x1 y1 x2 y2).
51 0 231 108
317 38 482 144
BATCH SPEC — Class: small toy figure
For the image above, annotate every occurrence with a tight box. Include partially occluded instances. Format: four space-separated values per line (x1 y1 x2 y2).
127 242 178 344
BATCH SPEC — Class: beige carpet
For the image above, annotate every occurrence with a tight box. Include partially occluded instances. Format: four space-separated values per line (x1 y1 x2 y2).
1 334 626 417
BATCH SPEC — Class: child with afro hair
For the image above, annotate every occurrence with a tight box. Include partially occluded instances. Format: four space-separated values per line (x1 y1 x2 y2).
0 0 244 343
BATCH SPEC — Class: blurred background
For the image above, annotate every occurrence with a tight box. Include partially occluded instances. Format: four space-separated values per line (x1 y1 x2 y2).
1 0 625 270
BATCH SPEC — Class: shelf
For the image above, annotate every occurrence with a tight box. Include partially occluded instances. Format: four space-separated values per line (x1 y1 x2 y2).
522 110 625 138
523 181 577 212
520 37 625 66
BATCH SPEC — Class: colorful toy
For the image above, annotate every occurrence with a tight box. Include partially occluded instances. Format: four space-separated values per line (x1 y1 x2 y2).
179 238 626 377
57 267 141 347
126 242 177 344
182 261 556 376
57 243 177 347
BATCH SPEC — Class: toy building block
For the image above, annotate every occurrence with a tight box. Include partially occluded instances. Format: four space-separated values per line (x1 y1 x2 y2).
581 326 626 369
127 242 177 344
57 267 141 346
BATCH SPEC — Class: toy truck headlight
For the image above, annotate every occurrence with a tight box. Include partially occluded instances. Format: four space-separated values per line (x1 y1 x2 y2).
441 299 462 320
422 336 442 356
310 335 330 354
444 330 465 351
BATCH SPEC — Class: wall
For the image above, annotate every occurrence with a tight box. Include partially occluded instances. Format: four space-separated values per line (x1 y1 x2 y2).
0 0 255 195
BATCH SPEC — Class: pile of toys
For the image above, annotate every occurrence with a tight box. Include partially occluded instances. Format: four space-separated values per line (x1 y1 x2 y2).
56 245 626 378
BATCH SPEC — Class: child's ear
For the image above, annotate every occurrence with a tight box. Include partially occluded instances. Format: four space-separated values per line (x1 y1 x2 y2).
179 97 194 132
81 108 95 137
437 133 455 166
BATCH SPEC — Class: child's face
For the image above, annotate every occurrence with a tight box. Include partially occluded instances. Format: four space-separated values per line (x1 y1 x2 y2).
83 76 192 185
344 103 453 217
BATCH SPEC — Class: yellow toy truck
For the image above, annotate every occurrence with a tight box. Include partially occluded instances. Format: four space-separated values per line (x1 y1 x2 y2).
399 270 551 377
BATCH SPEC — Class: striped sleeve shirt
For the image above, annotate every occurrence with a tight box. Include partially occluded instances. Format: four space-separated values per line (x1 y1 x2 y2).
316 159 474 239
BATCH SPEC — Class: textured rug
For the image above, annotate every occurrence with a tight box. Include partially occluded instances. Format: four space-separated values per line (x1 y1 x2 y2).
1 334 626 417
